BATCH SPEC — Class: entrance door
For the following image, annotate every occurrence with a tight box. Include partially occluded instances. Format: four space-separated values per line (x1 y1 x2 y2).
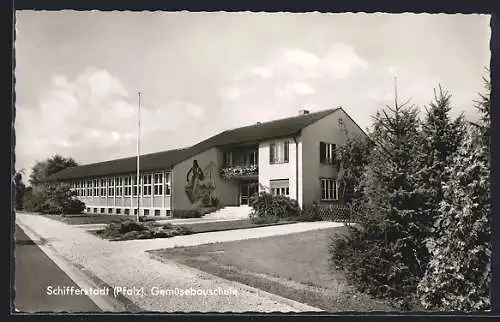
239 181 259 206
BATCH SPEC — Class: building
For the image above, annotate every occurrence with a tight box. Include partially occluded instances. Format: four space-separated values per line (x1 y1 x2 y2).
47 107 367 217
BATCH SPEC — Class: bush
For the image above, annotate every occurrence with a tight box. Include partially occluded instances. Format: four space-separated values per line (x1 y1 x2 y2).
299 203 323 222
249 192 300 223
96 220 192 241
117 220 147 233
62 198 86 215
23 183 86 215
139 216 158 222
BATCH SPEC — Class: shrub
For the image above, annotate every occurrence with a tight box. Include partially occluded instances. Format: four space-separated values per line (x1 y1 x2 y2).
62 198 86 215
249 192 300 223
96 220 192 241
139 216 158 222
299 203 322 222
23 183 86 215
118 221 147 233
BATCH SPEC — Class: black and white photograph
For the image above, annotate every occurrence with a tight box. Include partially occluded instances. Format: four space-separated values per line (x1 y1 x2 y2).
13 11 491 313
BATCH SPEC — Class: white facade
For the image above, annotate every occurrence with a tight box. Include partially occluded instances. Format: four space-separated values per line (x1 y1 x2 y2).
70 170 172 217
258 136 302 207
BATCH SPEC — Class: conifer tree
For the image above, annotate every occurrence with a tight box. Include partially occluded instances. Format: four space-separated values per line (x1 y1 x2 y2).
416 86 466 247
332 98 427 309
417 76 491 311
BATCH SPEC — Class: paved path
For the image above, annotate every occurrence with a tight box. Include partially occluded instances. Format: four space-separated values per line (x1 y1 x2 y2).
14 224 101 313
16 213 342 312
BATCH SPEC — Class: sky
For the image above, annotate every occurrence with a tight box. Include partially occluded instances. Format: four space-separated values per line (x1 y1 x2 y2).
14 11 491 180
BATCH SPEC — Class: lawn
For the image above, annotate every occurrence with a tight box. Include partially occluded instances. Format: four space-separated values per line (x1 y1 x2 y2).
149 227 396 312
41 214 133 225
179 219 297 234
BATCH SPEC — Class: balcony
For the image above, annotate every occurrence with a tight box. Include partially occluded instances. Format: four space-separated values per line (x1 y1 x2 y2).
220 164 258 179
220 147 258 179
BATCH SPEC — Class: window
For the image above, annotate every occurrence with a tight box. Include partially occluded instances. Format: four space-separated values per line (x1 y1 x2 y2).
116 208 121 214
115 177 123 196
87 180 92 197
80 181 86 197
154 173 163 195
134 209 138 215
124 208 130 215
133 176 142 196
320 178 338 201
86 207 91 213
320 142 337 164
154 209 161 216
165 172 171 195
108 178 114 197
100 208 105 214
143 174 152 196
93 179 99 197
270 179 290 197
93 207 98 213
223 151 233 166
248 150 258 166
269 140 289 164
100 179 106 197
144 209 150 216
108 208 113 214
124 177 132 196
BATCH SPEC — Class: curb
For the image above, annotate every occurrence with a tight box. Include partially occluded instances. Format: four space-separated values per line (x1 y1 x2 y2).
148 252 324 313
15 220 143 313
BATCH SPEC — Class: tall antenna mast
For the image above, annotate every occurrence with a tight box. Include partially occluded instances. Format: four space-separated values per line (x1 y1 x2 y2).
394 76 398 108
136 91 141 223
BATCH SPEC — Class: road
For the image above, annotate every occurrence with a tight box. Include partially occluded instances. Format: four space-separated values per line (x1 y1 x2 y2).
14 224 101 313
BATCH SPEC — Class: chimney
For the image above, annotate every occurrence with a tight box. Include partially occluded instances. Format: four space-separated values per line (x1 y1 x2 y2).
298 109 310 115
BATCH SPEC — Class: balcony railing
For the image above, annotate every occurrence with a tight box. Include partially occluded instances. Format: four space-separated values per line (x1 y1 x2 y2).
220 164 258 179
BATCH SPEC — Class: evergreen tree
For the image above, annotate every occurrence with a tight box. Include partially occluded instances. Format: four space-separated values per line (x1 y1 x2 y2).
332 99 427 309
416 86 466 249
417 77 491 311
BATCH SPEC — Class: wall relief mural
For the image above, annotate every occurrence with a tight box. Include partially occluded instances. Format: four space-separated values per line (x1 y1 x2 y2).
185 160 218 206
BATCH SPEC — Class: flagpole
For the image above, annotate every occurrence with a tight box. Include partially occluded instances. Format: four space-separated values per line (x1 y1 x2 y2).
136 91 141 223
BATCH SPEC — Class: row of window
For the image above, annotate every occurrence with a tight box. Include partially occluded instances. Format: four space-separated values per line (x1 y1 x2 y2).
268 178 338 201
224 140 336 167
70 172 171 197
86 207 171 217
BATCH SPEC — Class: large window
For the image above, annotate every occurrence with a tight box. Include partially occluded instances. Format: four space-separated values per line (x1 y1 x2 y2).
154 173 163 196
133 176 142 196
108 178 114 197
270 179 290 197
269 140 289 164
115 177 123 197
100 179 106 197
124 177 132 196
223 151 233 167
320 142 337 164
87 180 92 197
320 178 338 201
143 174 152 196
93 179 99 197
165 172 171 195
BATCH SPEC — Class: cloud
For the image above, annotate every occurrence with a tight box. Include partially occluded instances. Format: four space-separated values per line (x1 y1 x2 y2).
15 68 207 177
216 42 367 128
